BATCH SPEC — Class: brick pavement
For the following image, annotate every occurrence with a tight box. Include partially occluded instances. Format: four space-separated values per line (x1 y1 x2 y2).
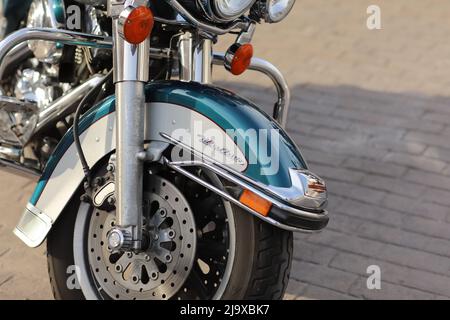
1 0 450 299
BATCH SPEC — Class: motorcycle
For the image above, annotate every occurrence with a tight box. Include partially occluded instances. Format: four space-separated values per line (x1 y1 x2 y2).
0 0 329 300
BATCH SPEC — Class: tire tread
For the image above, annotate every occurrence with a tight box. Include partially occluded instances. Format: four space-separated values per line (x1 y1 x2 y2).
244 220 293 300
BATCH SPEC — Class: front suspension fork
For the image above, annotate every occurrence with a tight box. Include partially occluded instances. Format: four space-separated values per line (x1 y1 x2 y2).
107 0 149 250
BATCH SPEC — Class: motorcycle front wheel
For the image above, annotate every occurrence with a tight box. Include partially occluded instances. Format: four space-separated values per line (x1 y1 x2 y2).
46 163 293 300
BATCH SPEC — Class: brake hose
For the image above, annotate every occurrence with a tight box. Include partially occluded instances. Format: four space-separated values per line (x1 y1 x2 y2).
73 69 113 187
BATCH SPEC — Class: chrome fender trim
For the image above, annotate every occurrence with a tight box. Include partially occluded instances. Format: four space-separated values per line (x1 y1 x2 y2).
164 157 328 232
13 204 52 248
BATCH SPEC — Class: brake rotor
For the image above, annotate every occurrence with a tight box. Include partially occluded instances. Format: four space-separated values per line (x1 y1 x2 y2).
87 175 197 300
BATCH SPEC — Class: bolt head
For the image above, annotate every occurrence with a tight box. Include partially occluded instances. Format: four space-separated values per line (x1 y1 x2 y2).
107 196 116 205
94 177 104 186
159 208 167 217
107 230 123 249
131 275 139 284
150 272 158 280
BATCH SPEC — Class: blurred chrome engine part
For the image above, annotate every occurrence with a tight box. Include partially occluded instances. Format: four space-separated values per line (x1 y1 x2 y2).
0 73 105 168
27 0 65 64
0 43 33 80
0 96 38 148
14 68 57 109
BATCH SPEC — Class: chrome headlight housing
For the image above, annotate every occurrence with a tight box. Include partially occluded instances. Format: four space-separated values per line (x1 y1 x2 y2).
212 0 256 20
252 0 296 23
194 0 257 22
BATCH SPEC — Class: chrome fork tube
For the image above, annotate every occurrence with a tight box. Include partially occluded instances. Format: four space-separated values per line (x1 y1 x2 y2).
110 3 149 249
178 31 212 83
178 31 193 81
194 38 212 84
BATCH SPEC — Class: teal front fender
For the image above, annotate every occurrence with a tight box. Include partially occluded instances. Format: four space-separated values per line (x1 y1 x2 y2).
15 81 315 247
145 81 308 188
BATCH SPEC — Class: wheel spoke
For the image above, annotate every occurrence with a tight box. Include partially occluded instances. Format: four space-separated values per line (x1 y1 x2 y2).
188 263 210 300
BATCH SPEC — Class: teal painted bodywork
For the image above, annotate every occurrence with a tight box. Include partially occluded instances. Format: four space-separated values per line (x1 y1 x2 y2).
30 81 307 204
51 0 66 24
146 81 308 187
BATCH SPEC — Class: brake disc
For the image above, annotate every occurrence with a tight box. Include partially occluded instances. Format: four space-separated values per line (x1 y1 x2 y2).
87 175 197 300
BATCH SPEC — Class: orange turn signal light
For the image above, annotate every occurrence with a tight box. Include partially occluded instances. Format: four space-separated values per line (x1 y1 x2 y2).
225 43 254 76
121 6 154 45
239 189 272 217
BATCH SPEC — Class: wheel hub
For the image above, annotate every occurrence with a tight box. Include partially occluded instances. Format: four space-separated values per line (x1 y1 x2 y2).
88 175 197 300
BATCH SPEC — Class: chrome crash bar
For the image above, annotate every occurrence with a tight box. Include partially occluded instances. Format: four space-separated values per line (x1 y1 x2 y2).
161 133 328 233
213 53 291 128
165 158 327 232
0 28 112 65
0 28 290 128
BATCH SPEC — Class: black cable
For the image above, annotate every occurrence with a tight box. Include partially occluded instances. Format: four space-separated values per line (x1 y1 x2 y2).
73 69 113 187
93 72 114 105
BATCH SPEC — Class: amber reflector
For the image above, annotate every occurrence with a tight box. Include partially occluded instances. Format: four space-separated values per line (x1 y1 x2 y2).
123 6 154 45
308 182 327 193
239 189 272 217
231 43 254 75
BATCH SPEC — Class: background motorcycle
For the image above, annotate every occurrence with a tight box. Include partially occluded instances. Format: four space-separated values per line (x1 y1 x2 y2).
0 0 328 299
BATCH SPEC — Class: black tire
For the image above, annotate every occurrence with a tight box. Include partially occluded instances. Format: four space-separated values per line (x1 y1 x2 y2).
47 195 293 300
47 194 84 300
244 219 293 300
219 208 293 300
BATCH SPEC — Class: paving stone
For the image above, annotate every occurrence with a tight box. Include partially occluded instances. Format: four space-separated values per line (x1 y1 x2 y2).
357 221 450 257
290 260 359 294
293 242 338 265
404 169 450 190
342 158 407 178
349 276 435 300
402 216 450 241
383 152 447 173
300 147 348 167
284 279 309 300
382 194 448 221
300 284 358 300
360 174 426 198
307 163 365 183
332 253 450 298
335 198 405 227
